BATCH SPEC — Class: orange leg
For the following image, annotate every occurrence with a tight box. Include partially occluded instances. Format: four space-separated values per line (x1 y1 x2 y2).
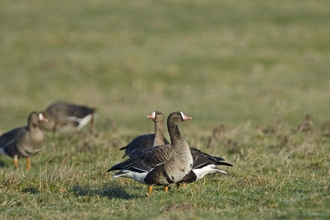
182 182 187 188
26 157 31 170
14 155 19 169
164 185 169 192
147 185 153 196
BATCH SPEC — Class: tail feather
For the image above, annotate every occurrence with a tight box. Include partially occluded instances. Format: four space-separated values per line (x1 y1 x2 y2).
119 146 127 151
112 170 128 178
214 167 228 174
119 145 128 158
107 164 122 172
107 156 151 173
215 161 233 167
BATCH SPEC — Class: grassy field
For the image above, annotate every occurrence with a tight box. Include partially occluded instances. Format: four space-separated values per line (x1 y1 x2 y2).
1 0 330 219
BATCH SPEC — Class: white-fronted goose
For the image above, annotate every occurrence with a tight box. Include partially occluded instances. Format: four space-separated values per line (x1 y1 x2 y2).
107 111 193 196
0 112 48 169
119 111 169 158
38 102 96 133
177 148 233 188
147 111 170 192
145 111 233 190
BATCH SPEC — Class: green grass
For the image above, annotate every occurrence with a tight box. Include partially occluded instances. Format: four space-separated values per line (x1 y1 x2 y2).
1 0 330 219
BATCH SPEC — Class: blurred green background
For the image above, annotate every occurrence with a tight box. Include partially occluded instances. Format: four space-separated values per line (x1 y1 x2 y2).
1 0 330 133
1 1 330 219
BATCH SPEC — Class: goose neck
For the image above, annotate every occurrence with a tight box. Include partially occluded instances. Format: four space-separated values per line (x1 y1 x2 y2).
168 123 183 145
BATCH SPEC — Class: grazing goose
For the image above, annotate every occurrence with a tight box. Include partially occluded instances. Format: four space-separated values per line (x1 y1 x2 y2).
38 102 96 133
119 111 169 158
0 112 48 169
107 111 193 196
177 148 233 188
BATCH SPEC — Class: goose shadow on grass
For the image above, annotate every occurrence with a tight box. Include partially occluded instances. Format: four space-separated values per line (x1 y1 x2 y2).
71 183 141 200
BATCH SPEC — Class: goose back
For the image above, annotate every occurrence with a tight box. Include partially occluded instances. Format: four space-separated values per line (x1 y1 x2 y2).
39 102 96 132
119 134 169 158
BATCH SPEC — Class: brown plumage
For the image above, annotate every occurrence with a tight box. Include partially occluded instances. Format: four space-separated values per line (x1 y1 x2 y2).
108 111 193 196
38 102 96 133
119 135 169 158
146 111 171 193
0 112 47 169
148 113 232 189
147 111 232 189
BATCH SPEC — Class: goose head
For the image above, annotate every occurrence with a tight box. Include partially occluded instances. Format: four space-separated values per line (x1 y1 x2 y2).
147 111 165 124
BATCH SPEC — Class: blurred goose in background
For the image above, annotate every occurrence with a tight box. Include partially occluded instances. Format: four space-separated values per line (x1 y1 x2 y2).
108 111 193 196
38 102 96 133
0 112 47 169
119 111 170 158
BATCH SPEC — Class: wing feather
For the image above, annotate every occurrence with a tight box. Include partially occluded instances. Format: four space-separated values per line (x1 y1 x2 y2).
139 145 173 167
107 144 173 173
